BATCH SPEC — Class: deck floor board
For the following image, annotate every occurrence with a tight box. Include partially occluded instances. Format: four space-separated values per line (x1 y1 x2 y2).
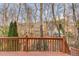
0 51 69 56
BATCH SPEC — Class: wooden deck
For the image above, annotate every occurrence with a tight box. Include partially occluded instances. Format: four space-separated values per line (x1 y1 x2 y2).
0 52 69 56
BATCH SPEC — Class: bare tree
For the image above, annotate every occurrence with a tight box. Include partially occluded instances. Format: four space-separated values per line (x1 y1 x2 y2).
40 3 43 37
52 4 61 37
63 4 66 35
34 3 38 24
72 3 77 41
43 4 51 36
2 4 9 36
72 3 79 48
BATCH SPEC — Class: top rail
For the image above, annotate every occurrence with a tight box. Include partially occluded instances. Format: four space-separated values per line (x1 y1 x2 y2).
0 37 63 40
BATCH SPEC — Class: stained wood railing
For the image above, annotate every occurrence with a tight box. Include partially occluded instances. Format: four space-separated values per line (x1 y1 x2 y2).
0 36 70 54
70 47 79 56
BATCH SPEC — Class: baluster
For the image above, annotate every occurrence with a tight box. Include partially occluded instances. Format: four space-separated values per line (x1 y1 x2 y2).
54 39 55 51
26 38 28 51
17 38 20 51
22 39 25 51
12 39 13 51
13 38 14 51
16 38 17 51
29 39 30 51
20 38 22 51
0 39 1 51
47 40 49 51
13 39 14 51
56 40 58 52
34 40 36 50
2 39 3 51
50 40 53 51
58 39 59 52
23 39 24 51
49 39 50 51
52 39 53 51
55 39 56 52
29 39 32 50
62 38 65 53
31 39 32 51
56 39 58 52
3 39 4 51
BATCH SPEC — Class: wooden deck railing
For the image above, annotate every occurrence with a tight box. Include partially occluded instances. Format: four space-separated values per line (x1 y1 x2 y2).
70 47 79 56
0 37 70 54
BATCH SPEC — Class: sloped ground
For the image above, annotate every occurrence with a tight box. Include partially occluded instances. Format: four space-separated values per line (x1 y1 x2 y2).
0 51 69 56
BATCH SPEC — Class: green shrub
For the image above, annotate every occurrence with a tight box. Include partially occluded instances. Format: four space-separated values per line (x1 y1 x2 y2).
8 21 19 51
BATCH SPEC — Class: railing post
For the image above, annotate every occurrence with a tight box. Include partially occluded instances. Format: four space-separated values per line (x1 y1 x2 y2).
62 36 66 53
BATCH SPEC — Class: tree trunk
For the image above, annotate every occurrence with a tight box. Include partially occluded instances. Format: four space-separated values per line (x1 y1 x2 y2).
72 3 77 42
52 4 60 37
40 3 43 37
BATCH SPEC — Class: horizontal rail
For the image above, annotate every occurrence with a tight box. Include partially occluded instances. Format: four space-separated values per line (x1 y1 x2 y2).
0 37 63 40
70 47 79 56
71 47 79 51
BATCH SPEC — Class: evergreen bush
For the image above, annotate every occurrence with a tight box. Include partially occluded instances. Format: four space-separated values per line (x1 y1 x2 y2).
8 21 19 51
